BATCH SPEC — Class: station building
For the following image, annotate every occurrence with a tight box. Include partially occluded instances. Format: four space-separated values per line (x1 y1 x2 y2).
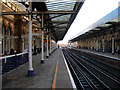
0 0 84 76
0 1 120 89
70 6 120 55
0 1 58 56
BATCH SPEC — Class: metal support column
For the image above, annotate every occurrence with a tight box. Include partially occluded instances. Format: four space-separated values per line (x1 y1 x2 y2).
46 27 49 58
51 40 53 53
49 31 51 55
96 39 99 52
0 3 2 57
103 37 105 53
41 13 44 63
28 1 34 76
0 3 2 89
112 36 114 55
91 40 92 50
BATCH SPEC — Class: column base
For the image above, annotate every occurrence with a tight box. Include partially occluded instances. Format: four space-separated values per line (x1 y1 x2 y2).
28 70 34 77
46 56 49 58
41 60 44 64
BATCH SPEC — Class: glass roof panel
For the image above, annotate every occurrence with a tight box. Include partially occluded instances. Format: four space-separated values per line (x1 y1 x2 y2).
45 0 81 40
57 23 68 27
47 5 75 11
47 4 75 9
49 14 62 19
46 0 76 11
47 2 75 7
54 28 66 31
46 0 76 4
52 14 71 21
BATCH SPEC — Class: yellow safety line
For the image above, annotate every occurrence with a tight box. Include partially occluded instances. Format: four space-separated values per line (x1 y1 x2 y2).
52 50 59 89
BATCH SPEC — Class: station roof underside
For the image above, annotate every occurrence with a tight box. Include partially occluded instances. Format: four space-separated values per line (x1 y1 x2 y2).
70 6 120 42
2 0 85 42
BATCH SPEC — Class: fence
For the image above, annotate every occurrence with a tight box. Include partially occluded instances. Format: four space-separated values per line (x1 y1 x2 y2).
0 52 29 75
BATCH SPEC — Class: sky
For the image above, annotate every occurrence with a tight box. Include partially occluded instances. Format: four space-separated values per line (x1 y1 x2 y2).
58 0 120 44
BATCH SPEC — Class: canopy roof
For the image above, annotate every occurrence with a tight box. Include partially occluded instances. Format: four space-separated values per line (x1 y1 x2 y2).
18 0 85 41
70 6 120 42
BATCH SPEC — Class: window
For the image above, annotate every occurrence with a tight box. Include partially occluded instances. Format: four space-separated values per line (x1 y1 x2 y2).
2 25 5 55
6 26 11 54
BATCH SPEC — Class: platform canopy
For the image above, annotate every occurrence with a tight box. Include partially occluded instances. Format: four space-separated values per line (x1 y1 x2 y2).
70 6 120 42
7 0 84 42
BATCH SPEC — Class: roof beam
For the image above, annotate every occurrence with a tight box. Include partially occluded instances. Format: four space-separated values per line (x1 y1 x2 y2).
47 21 69 23
1 11 77 15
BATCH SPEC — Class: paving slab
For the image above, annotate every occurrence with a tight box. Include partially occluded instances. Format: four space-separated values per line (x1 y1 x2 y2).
2 49 73 89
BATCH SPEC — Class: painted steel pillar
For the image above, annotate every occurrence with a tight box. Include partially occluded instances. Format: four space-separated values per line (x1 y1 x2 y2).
41 13 44 63
96 39 99 52
46 27 49 58
112 36 114 55
91 41 92 50
49 34 51 55
28 1 34 76
0 3 2 57
51 41 52 53
103 37 105 53
0 11 2 90
0 3 2 89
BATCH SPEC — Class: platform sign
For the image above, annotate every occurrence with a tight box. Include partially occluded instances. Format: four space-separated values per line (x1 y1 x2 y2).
73 42 78 47
40 39 47 42
4 58 7 64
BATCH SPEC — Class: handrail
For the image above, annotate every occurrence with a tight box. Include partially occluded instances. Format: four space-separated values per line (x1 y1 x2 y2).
0 52 28 60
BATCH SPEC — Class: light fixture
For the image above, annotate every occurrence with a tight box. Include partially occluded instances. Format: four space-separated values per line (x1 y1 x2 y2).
93 28 100 30
100 24 112 27
25 2 29 5
34 8 37 11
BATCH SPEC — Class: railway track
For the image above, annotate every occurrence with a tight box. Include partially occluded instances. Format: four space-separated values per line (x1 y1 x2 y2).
69 49 120 84
62 48 120 89
69 49 120 79
63 49 109 90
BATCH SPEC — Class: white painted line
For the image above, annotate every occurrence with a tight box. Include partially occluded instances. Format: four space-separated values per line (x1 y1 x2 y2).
61 50 77 89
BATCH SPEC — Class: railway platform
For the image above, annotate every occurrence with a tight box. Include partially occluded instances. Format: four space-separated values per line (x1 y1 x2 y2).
2 49 74 89
71 47 120 70
72 48 120 61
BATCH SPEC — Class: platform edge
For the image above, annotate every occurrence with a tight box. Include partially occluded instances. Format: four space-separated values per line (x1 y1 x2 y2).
61 50 76 89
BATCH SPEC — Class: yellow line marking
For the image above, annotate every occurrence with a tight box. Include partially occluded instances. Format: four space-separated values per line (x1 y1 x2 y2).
52 50 59 89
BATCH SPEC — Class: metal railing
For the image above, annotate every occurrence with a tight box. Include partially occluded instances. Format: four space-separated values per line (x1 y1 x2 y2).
0 52 29 75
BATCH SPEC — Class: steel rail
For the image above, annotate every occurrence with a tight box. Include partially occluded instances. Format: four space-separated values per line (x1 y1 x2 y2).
70 50 120 85
64 51 96 89
63 51 85 90
63 51 94 90
65 49 110 89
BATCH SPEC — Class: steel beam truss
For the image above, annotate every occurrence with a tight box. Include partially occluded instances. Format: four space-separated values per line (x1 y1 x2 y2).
1 11 77 15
